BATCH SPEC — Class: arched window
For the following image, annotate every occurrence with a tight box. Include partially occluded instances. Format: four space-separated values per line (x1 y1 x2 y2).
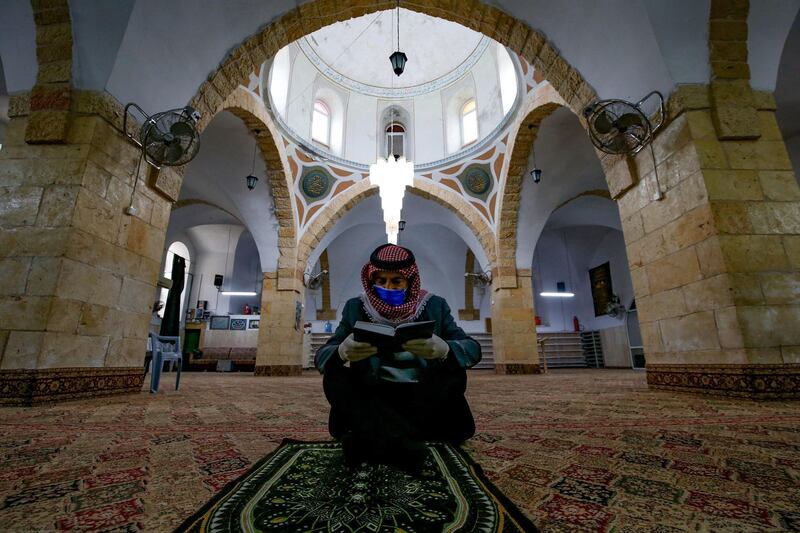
385 122 406 158
311 100 330 146
461 99 478 146
158 242 191 320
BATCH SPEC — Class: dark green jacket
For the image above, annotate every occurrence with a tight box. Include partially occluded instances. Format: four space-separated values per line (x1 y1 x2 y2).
315 295 481 382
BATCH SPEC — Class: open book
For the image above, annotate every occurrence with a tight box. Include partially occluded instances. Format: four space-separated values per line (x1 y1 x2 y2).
352 320 435 350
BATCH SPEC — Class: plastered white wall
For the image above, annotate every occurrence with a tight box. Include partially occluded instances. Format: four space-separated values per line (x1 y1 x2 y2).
344 92 377 162
472 47 504 138
413 92 445 162
185 225 245 315
532 226 633 333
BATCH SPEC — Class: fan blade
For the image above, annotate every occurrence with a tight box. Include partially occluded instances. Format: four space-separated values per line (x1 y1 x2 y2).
170 120 194 139
606 134 628 154
146 142 167 164
164 142 184 164
593 112 614 134
615 112 643 130
150 114 172 139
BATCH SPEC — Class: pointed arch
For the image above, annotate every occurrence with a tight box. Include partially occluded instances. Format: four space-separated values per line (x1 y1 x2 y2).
296 180 496 276
187 1 598 139
217 86 299 288
494 85 574 286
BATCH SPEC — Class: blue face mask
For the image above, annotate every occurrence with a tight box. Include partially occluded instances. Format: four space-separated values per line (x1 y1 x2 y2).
373 285 407 306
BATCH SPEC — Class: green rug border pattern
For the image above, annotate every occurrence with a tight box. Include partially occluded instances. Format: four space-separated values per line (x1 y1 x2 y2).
174 438 539 532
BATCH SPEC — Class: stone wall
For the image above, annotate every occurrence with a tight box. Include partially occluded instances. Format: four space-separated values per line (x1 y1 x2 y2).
254 272 304 375
491 268 540 374
609 85 800 398
0 108 177 402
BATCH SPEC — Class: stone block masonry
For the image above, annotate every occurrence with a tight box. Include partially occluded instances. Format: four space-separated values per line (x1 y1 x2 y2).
615 86 800 398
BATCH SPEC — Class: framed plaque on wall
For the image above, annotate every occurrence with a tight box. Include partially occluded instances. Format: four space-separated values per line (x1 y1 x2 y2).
589 262 613 317
209 316 230 330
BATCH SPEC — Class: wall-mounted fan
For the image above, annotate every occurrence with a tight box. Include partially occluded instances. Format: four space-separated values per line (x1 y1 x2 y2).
121 103 202 215
123 103 201 167
583 91 665 200
583 91 664 155
605 294 626 319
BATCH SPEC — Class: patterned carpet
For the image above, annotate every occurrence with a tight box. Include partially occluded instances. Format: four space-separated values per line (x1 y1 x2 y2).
0 369 798 532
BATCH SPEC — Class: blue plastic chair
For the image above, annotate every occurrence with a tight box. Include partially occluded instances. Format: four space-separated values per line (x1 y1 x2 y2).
148 333 182 393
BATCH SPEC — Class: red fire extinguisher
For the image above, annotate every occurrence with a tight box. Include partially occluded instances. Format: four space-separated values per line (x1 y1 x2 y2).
573 315 580 332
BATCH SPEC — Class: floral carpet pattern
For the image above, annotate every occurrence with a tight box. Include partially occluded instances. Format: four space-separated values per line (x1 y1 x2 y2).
178 440 536 532
0 369 798 532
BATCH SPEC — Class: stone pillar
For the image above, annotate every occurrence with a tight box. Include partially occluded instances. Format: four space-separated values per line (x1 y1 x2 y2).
491 268 540 374
458 249 480 321
254 272 304 375
0 102 178 404
315 249 336 320
609 86 800 398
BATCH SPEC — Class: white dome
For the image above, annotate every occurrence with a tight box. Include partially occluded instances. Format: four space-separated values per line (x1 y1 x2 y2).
266 10 520 167
303 8 486 95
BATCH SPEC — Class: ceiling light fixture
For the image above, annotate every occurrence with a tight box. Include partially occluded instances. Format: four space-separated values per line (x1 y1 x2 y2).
220 291 257 296
389 0 407 76
246 129 260 191
528 124 542 184
370 41 413 244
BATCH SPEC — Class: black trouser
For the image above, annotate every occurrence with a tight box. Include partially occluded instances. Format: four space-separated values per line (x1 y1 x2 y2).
322 364 475 444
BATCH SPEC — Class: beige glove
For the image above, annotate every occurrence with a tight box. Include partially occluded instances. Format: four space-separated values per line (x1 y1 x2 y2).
338 333 377 362
402 334 450 360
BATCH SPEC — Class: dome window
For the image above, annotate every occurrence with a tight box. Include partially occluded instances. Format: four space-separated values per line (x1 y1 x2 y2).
461 99 478 146
311 100 331 147
385 122 406 159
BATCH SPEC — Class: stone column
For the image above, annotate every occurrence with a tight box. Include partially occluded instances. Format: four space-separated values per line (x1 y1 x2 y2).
254 272 304 375
0 100 178 404
315 249 336 320
608 85 800 398
458 249 480 321
491 268 540 374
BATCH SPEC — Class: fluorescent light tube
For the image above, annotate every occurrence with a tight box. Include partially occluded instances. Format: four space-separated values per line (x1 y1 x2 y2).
540 292 575 298
220 291 257 296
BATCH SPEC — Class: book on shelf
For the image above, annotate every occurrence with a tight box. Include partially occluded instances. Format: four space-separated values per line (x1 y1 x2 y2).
352 320 435 350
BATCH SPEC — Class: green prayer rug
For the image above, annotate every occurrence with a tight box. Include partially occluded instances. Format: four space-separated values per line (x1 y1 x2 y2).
177 439 539 532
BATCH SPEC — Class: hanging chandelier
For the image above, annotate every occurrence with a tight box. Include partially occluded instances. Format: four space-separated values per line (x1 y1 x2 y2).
370 154 413 244
389 0 407 76
369 3 413 245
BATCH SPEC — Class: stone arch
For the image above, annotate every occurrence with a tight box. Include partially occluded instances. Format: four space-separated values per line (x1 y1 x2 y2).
217 87 298 287
494 85 571 285
296 180 497 276
187 1 598 146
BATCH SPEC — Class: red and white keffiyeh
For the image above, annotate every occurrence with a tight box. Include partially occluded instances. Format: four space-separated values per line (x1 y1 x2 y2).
360 244 430 324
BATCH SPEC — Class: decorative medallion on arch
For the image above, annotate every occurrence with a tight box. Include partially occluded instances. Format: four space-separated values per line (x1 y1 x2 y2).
423 137 508 229
300 166 333 202
284 144 362 231
458 164 494 201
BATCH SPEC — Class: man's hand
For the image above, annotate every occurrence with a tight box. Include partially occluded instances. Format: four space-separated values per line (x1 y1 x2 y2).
338 333 377 362
402 334 449 360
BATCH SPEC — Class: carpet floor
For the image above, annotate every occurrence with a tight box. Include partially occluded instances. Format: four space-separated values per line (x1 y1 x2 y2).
0 369 798 532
